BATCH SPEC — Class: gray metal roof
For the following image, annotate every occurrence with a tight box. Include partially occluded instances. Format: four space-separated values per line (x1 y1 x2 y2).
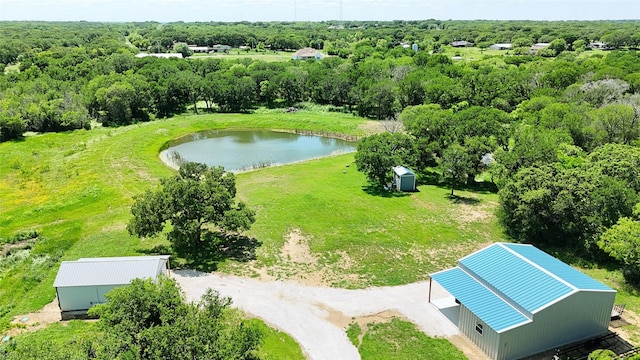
53 256 169 288
393 166 415 176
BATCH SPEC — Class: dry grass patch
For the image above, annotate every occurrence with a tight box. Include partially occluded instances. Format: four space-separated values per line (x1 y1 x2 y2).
240 228 367 287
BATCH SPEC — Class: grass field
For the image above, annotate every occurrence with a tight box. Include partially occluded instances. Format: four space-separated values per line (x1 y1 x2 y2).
191 51 295 62
1 108 637 356
348 318 467 360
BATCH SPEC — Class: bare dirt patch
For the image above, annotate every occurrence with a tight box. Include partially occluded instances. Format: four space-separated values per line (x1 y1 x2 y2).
0 240 34 257
451 201 497 224
611 309 640 345
5 298 63 337
448 334 490 360
281 229 317 264
243 228 366 288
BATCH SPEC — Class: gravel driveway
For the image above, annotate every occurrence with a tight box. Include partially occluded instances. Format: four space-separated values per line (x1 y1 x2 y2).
173 270 458 360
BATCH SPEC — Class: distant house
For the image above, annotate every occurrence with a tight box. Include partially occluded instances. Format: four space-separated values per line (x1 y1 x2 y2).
210 44 232 53
451 40 474 48
430 243 615 360
589 41 612 50
489 43 512 50
53 256 170 320
392 166 416 192
135 53 184 59
188 45 209 53
292 47 324 60
530 43 550 54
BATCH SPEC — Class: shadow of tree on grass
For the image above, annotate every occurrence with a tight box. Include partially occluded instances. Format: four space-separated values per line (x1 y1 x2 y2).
447 194 482 205
137 232 262 273
362 184 413 198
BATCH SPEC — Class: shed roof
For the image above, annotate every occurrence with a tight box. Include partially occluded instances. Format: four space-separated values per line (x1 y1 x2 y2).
393 166 414 176
431 243 614 332
432 267 531 332
451 40 474 47
490 43 512 49
53 256 169 288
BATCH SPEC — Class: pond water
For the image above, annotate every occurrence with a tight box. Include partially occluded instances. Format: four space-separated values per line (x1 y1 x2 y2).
160 129 356 172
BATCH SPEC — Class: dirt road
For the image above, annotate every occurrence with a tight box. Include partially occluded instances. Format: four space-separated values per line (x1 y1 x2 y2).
173 270 458 360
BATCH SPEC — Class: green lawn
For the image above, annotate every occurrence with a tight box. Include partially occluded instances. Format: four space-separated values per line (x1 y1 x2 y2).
229 153 504 287
191 51 294 62
348 319 467 360
0 109 496 358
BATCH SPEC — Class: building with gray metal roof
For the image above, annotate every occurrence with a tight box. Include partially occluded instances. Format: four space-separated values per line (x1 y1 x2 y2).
430 243 615 360
392 166 416 192
53 255 170 319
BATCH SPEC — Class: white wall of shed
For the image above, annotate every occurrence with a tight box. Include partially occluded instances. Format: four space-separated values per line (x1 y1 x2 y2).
57 285 121 312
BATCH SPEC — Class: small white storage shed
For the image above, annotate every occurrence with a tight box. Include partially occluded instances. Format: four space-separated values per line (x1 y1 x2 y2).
430 243 616 360
393 166 416 191
53 255 170 319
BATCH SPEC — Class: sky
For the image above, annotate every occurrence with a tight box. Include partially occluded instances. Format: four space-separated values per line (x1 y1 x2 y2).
0 0 638 22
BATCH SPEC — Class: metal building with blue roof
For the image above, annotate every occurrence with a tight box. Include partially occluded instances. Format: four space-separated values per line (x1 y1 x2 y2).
430 243 616 360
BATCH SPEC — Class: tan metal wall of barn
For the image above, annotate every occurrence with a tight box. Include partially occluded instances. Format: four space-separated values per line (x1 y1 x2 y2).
459 305 501 360
497 291 615 360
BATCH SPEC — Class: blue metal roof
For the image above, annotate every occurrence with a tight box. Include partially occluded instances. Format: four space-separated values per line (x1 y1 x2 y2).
460 244 573 313
431 267 530 332
500 243 614 292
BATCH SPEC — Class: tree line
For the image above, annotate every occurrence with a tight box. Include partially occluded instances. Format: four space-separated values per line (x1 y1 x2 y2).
352 52 640 282
2 20 639 141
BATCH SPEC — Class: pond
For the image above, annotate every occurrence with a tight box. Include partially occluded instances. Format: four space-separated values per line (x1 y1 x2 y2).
160 129 357 172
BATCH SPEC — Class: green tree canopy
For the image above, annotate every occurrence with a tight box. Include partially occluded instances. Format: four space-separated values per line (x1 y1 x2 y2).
88 276 263 359
439 143 474 196
598 204 640 284
498 145 640 249
173 42 194 58
354 132 416 186
127 162 255 253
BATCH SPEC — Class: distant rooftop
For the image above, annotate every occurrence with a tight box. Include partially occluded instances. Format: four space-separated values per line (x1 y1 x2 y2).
135 53 184 59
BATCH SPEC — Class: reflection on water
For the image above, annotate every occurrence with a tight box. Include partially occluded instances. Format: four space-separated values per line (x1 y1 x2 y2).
160 129 356 172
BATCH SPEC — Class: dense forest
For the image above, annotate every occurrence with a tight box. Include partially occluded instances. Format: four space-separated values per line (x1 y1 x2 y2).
1 20 639 139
